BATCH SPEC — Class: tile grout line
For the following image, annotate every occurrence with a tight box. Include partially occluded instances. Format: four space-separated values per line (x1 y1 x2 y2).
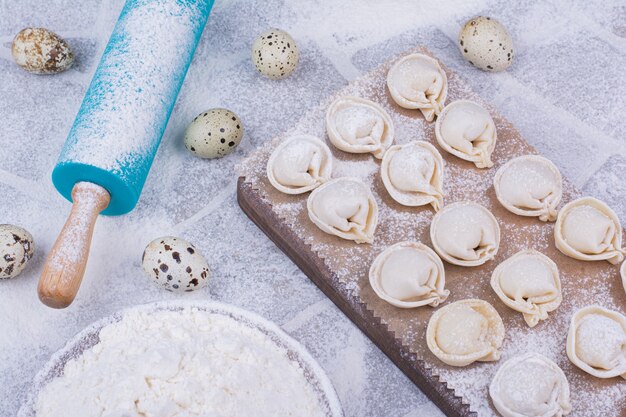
578 152 614 189
564 9 626 54
304 32 362 82
401 401 446 417
171 178 237 233
281 298 333 332
0 169 53 203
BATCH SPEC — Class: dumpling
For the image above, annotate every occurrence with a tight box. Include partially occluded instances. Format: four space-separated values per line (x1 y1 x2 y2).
491 250 562 327
426 299 504 367
494 155 562 222
380 141 444 211
386 53 447 122
435 100 497 169
325 96 394 159
621 261 626 294
555 197 625 265
489 352 571 417
369 241 449 308
566 305 626 379
430 201 500 267
307 177 378 244
267 134 333 194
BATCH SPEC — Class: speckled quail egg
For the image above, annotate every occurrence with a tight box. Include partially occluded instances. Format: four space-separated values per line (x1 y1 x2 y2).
458 16 513 72
184 108 244 159
12 28 74 74
252 28 299 79
0 224 35 279
142 236 210 293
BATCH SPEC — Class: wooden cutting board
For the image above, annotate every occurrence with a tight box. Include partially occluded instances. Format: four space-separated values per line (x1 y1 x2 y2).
238 178 472 416
236 47 625 417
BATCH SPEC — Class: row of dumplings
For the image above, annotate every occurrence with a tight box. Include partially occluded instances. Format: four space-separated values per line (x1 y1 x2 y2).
265 52 626 415
383 52 626 417
427 300 625 417
268 53 625 263
267 127 625 267
371 242 626 375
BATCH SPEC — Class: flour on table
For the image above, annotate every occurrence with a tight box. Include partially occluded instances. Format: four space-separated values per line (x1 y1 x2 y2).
35 307 326 417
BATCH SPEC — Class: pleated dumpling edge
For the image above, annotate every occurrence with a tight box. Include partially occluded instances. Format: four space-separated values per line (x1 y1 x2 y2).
307 177 378 244
381 141 445 211
555 197 625 264
267 134 333 194
386 53 448 122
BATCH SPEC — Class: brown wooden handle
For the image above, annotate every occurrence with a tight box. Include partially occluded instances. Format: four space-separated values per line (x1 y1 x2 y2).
38 182 111 308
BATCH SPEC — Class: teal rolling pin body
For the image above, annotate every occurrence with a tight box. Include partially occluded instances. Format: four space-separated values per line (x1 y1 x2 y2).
53 0 214 215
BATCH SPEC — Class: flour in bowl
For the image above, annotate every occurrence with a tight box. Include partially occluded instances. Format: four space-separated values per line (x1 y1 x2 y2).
35 307 326 417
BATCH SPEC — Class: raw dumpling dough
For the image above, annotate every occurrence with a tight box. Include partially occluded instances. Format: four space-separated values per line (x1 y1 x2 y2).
307 177 378 244
386 53 447 122
491 250 562 327
325 96 394 159
267 135 333 194
430 201 500 267
381 141 444 211
555 197 625 264
426 299 504 367
435 100 497 168
494 155 562 222
621 261 626 295
566 305 626 379
369 241 449 308
489 352 571 417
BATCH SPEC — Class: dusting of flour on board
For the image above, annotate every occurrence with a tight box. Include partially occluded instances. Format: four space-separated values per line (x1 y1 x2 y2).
239 47 626 416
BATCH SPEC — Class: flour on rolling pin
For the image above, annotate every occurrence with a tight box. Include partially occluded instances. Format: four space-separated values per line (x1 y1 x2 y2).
53 0 214 215
48 183 107 268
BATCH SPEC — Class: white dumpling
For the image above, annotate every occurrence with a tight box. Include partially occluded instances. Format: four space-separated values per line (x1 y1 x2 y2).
386 53 447 122
621 261 626 295
555 197 625 265
435 100 497 169
491 250 562 327
369 241 449 308
307 177 378 244
325 96 394 159
430 201 500 267
566 305 626 379
489 352 572 417
426 299 504 367
494 155 562 222
380 141 444 211
267 135 333 194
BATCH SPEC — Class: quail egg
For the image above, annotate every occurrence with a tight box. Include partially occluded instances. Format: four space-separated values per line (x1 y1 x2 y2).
458 16 513 72
142 236 210 293
12 28 74 74
0 224 35 279
184 108 244 159
252 28 299 79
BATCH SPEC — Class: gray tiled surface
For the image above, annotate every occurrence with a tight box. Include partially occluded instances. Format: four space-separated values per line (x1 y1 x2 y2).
1 1 625 416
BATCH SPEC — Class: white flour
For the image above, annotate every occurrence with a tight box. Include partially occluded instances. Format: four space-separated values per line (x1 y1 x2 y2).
34 307 326 417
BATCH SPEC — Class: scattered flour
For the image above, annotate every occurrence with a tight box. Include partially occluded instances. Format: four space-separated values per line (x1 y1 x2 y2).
2 1 626 417
34 306 330 417
59 0 212 183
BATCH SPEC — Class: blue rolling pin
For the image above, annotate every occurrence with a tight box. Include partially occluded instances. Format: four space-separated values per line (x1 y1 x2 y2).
38 0 214 308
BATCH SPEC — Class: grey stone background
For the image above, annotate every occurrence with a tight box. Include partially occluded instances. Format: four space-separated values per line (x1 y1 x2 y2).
0 0 624 416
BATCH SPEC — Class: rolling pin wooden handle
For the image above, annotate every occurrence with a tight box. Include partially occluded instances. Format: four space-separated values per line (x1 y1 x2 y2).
38 182 111 309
